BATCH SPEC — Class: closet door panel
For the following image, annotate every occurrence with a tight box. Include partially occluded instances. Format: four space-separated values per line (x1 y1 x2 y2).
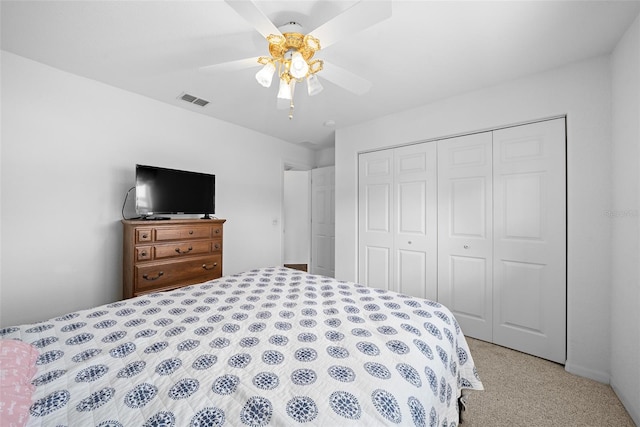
359 150 394 290
438 132 493 341
394 143 438 299
397 250 427 297
449 255 489 320
498 260 545 331
493 118 566 364
450 177 488 237
364 246 392 290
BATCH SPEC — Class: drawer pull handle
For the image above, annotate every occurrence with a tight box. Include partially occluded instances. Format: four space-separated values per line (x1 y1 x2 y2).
214 244 221 250
142 233 148 239
175 246 193 254
215 229 220 234
189 230 194 235
143 271 164 281
141 251 147 257
202 262 218 271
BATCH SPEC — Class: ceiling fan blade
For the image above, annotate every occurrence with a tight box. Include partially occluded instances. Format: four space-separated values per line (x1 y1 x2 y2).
224 0 282 39
321 61 372 95
309 0 392 50
199 57 260 72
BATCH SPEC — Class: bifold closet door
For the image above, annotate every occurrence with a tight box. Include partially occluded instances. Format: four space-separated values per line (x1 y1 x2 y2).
358 144 437 299
437 119 566 363
492 119 566 364
393 144 438 299
437 132 494 341
359 150 394 290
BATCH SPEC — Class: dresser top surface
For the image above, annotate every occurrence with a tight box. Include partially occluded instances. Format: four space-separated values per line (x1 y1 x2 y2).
122 218 226 226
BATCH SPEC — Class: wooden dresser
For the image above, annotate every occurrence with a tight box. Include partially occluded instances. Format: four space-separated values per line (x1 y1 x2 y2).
122 218 225 298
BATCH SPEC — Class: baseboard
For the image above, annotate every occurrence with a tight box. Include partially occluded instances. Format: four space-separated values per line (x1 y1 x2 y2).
564 362 610 384
611 380 640 426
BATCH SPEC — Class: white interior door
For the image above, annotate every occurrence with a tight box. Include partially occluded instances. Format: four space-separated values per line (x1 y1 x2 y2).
358 150 394 289
394 143 438 299
311 166 335 277
437 132 494 341
492 118 566 363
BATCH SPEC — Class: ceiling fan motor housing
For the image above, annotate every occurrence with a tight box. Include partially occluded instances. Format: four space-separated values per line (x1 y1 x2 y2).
262 22 323 81
268 32 317 62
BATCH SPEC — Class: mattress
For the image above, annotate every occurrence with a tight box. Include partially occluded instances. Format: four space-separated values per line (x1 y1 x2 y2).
1 267 483 426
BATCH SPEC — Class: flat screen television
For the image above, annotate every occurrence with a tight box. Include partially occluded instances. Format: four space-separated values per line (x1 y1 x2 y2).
135 164 215 219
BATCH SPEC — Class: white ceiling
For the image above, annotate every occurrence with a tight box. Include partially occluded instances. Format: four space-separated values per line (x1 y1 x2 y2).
2 1 639 149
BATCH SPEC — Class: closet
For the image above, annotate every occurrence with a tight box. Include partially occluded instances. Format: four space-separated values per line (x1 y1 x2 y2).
358 118 566 363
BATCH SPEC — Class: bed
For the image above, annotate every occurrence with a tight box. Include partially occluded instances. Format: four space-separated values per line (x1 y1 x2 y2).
1 267 483 426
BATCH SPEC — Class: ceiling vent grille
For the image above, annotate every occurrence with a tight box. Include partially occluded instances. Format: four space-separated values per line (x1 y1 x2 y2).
178 92 210 107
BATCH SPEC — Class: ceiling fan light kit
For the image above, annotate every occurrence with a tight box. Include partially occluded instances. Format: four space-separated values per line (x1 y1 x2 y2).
255 62 276 87
277 77 293 100
306 73 324 97
254 24 324 119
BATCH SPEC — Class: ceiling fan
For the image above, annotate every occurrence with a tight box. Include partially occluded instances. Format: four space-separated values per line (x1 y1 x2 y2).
201 0 392 119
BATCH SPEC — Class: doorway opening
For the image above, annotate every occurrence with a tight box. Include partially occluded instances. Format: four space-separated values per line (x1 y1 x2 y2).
282 163 335 277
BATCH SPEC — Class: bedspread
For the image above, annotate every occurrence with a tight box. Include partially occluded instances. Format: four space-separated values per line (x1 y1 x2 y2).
1 267 483 426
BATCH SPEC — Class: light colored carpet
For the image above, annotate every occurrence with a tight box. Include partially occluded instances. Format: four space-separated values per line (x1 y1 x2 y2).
462 338 636 427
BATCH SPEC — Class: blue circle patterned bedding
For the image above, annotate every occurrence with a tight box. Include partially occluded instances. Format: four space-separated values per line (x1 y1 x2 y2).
1 267 483 426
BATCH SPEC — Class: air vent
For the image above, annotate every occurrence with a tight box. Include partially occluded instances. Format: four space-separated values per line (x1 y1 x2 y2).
192 98 210 107
178 92 210 107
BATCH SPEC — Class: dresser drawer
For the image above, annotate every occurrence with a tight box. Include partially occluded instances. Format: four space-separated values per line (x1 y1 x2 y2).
136 229 153 243
136 246 152 261
155 226 211 241
134 255 222 294
154 240 211 259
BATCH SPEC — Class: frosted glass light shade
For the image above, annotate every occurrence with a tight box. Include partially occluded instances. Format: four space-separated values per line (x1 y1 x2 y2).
277 78 292 100
306 74 323 96
289 51 309 79
255 62 276 87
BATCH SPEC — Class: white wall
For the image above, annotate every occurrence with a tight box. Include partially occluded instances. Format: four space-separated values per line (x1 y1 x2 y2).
315 146 335 168
610 14 640 424
0 51 315 327
335 56 614 383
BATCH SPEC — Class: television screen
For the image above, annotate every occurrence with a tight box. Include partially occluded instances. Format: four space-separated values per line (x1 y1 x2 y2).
135 164 215 217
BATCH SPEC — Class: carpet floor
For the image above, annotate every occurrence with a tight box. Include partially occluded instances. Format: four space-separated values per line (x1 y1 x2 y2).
462 338 635 426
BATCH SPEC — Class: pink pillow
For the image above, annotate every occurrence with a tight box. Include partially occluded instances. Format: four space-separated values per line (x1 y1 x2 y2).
0 340 39 427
